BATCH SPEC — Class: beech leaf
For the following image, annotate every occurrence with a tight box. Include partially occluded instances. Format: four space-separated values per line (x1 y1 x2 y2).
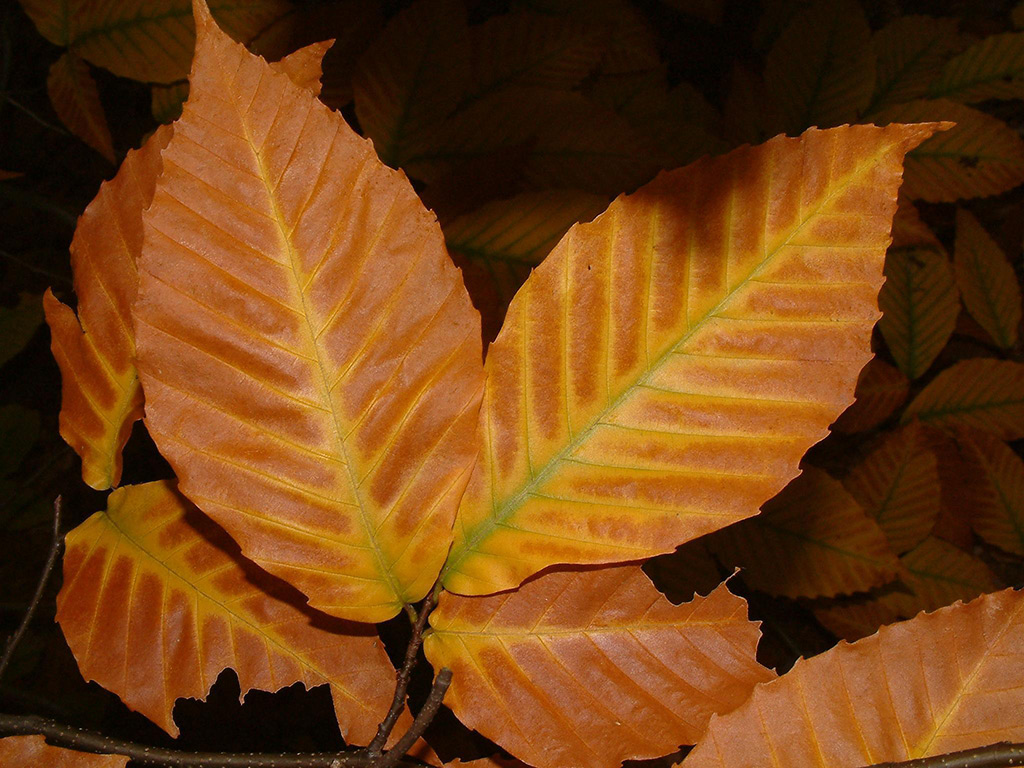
958 430 1024 556
954 208 1022 349
47 52 115 163
443 122 941 596
56 481 399 741
423 566 773 768
134 0 484 622
929 32 1024 103
831 358 909 434
682 586 1024 766
0 735 127 767
866 16 963 114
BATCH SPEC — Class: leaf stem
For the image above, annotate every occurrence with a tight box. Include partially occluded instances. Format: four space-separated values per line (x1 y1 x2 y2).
867 743 1024 767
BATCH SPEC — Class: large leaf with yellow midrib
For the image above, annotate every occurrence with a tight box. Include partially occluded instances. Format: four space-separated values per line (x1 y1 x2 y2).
134 2 484 623
442 123 941 595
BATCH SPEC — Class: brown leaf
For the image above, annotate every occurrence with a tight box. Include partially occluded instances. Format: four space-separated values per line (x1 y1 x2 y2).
831 358 909 434
46 52 114 163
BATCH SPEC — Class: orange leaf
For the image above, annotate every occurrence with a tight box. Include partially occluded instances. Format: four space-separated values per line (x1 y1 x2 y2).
878 241 959 380
682 586 1024 766
831 358 909 434
815 537 1001 642
134 1 483 622
903 358 1024 439
875 99 1024 201
43 126 171 490
958 430 1024 556
0 735 127 767
708 467 902 599
56 481 397 741
46 52 115 163
842 423 940 553
443 122 941 596
423 567 773 768
954 208 1022 349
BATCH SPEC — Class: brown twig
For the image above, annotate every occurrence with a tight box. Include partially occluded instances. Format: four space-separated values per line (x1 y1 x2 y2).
367 583 442 757
375 669 452 768
0 496 62 681
868 743 1024 767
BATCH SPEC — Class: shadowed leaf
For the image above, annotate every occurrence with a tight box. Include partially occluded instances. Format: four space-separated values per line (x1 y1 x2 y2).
0 735 127 767
47 52 114 163
135 2 484 622
56 481 399 741
424 566 773 768
442 122 940 596
865 16 963 114
903 358 1024 439
954 208 1021 349
708 467 902 599
683 586 1023 766
831 358 909 434
958 430 1024 556
0 293 43 368
929 32 1024 103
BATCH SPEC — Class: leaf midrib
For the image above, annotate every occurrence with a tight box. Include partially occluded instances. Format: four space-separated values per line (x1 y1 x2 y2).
445 134 899 577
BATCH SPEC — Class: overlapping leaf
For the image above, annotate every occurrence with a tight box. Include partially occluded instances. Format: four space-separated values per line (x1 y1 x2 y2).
43 126 170 490
831 358 909 434
903 358 1024 439
56 481 398 741
764 0 875 135
708 467 901 599
47 52 115 162
442 122 939 596
0 735 126 767
682 586 1024 766
815 537 1001 641
929 32 1024 103
954 208 1021 349
424 566 774 768
958 430 1024 556
865 16 963 114
0 293 43 368
643 538 724 605
875 99 1024 201
842 424 940 553
134 2 483 622
878 242 959 380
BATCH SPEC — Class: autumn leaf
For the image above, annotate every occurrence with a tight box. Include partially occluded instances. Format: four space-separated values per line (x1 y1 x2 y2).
134 1 484 622
643 538 725 605
903 358 1024 439
875 99 1024 201
443 122 941 596
423 566 773 768
56 481 399 742
929 32 1024 103
958 429 1024 556
831 358 909 434
47 52 115 163
0 293 43 368
683 586 1024 766
763 0 875 135
43 126 170 490
842 423 940 554
865 15 963 114
707 467 902 599
0 735 127 767
815 536 1001 642
954 208 1022 349
151 82 190 124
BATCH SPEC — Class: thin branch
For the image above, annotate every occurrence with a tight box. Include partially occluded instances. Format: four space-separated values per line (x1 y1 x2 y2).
0 497 62 681
868 743 1024 767
0 714 429 768
375 669 452 768
367 583 442 756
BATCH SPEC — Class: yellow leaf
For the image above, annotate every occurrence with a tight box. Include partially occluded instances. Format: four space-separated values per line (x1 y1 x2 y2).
831 357 909 434
46 52 115 163
954 208 1022 349
903 358 1024 439
44 127 170 490
683 586 1023 766
764 0 875 135
56 481 399 741
134 1 484 622
423 567 773 768
0 735 127 767
708 467 902 599
443 122 941 596
878 242 959 380
958 430 1024 556
875 99 1024 201
865 16 963 114
842 424 940 554
929 32 1024 103
815 536 1001 642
